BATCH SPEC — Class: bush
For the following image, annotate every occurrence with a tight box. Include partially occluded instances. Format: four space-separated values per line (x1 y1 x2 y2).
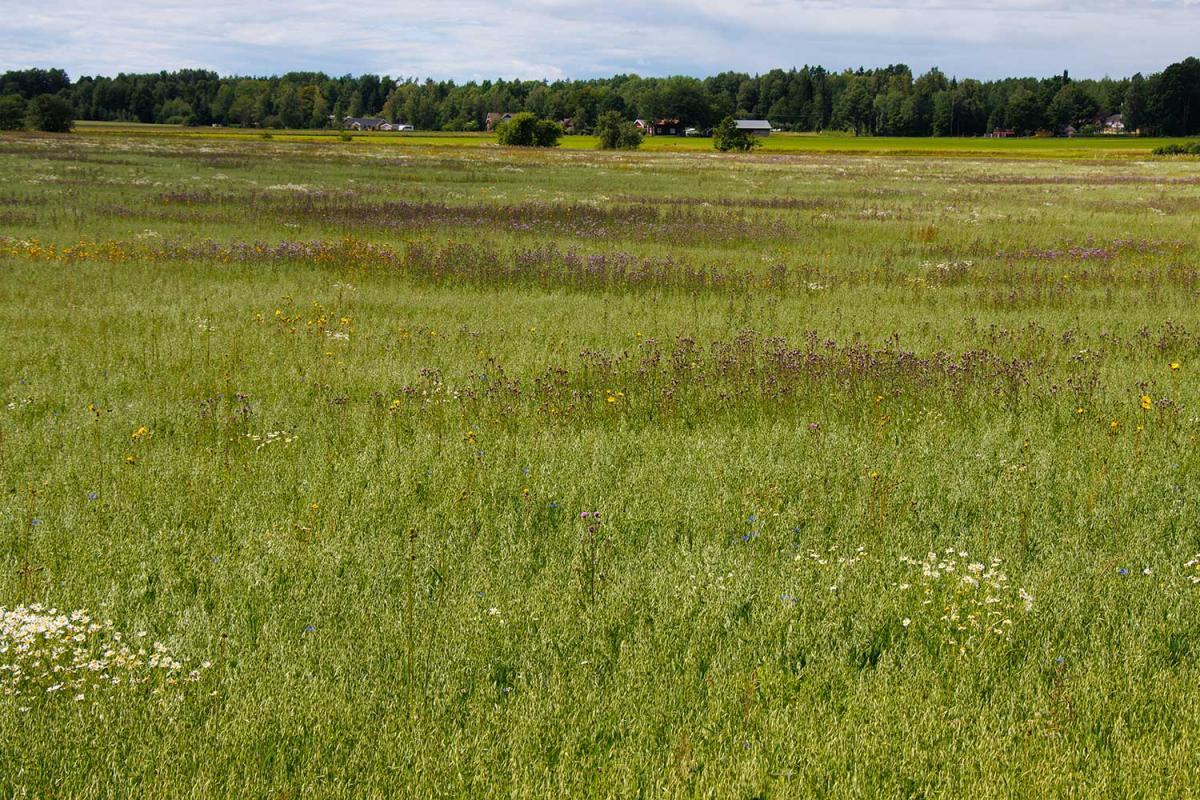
26 94 74 132
158 97 194 126
594 111 642 150
496 112 562 147
0 94 26 130
533 119 563 147
713 116 760 152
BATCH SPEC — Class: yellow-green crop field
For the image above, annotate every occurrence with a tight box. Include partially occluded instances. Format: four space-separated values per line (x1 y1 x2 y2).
2 128 1200 797
74 119 1200 158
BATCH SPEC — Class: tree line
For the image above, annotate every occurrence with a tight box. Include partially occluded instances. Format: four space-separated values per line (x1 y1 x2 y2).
2 58 1199 136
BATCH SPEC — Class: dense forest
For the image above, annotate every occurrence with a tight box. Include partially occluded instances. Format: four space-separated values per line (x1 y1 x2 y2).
2 58 1199 136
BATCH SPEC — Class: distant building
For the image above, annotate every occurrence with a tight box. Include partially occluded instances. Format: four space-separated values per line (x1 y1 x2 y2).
646 118 683 136
379 122 414 131
735 119 772 137
343 117 386 131
1103 114 1126 134
986 128 1016 138
486 112 517 131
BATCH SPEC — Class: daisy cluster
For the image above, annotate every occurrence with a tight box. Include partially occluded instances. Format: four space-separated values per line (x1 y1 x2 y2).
1185 554 1200 584
898 550 1034 652
244 430 298 451
1 604 209 706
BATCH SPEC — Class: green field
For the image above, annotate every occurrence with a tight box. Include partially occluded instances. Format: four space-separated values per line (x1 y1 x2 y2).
3 129 1200 797
73 119 1200 158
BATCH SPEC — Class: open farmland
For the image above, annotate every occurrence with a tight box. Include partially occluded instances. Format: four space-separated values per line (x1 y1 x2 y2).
74 121 1200 159
2 131 1200 797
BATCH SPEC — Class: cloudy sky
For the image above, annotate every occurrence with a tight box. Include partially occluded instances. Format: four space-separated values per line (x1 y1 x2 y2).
2 1 1197 81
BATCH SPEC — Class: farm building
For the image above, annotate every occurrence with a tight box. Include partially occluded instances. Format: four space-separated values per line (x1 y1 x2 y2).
1103 114 1126 134
343 117 386 131
379 122 414 131
486 112 517 131
735 119 772 137
645 118 684 136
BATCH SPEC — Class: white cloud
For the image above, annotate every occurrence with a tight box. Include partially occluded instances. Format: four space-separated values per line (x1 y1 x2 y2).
0 0 1196 80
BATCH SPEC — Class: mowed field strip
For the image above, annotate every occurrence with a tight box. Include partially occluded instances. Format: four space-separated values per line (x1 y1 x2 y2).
2 129 1200 797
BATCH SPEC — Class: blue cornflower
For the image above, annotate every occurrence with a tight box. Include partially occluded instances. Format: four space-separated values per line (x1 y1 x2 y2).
87 491 98 501
302 624 317 634
30 518 41 527
1118 567 1129 577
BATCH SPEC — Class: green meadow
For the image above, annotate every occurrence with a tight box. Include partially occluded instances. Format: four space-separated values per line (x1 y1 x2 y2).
2 129 1200 797
74 119 1199 158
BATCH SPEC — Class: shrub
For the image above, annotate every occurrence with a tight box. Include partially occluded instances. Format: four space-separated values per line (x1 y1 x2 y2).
158 97 194 126
533 119 563 147
713 116 760 152
0 94 27 130
496 112 562 147
26 94 74 132
594 111 642 150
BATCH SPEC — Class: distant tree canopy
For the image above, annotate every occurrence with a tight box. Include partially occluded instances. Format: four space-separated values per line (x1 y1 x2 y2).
2 58 1200 136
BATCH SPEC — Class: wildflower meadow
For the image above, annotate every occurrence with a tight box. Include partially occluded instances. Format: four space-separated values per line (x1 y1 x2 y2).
2 130 1200 797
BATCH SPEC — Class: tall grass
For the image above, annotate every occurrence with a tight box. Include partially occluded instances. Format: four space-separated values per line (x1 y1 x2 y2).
1 130 1199 797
